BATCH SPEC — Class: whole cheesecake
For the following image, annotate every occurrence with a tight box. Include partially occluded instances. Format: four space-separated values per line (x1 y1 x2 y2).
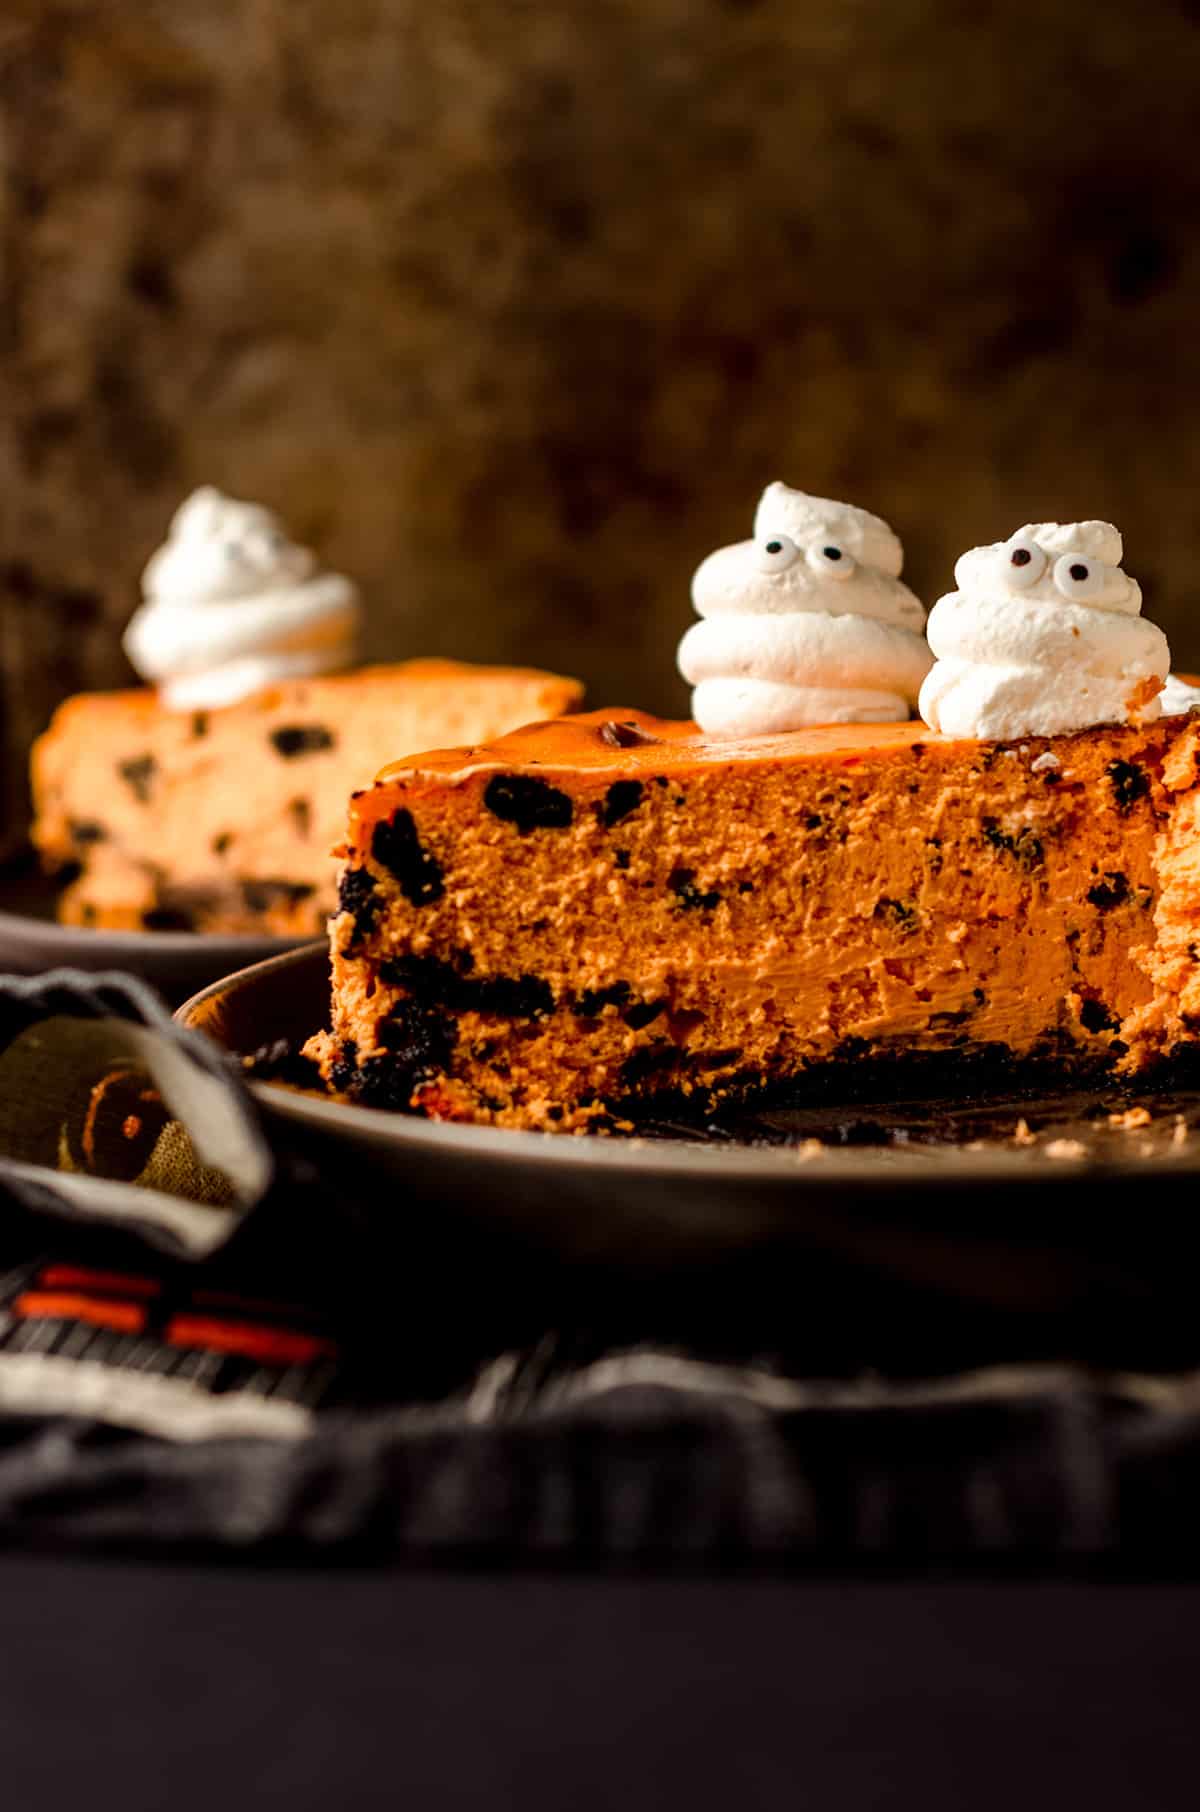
304 705 1200 1130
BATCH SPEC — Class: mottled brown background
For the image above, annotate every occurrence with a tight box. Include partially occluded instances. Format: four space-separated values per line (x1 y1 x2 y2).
3 0 1200 839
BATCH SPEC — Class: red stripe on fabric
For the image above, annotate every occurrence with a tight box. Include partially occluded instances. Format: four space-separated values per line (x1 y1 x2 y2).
16 1292 146 1333
39 1266 161 1299
165 1316 337 1367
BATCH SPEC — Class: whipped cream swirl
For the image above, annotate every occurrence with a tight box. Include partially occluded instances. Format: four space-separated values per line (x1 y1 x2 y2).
677 483 931 735
124 487 360 711
918 521 1169 741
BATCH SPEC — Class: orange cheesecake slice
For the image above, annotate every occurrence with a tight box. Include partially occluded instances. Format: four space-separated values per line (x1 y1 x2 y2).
31 660 582 936
306 706 1200 1130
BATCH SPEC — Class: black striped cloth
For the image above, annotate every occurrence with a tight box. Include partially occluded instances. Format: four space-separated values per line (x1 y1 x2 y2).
1 967 1199 1561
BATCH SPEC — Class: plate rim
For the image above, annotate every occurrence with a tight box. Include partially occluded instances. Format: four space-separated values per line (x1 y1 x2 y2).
175 943 1200 1190
0 845 303 957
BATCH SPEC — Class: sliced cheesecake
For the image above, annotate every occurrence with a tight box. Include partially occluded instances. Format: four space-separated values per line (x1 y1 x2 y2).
31 661 582 936
304 705 1200 1130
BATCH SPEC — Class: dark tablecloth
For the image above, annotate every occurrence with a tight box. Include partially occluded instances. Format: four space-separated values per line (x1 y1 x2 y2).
2 1553 1196 1812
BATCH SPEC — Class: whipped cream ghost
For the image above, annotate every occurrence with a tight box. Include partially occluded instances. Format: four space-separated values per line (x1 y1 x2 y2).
123 487 360 711
677 483 931 735
918 521 1169 741
1159 674 1200 716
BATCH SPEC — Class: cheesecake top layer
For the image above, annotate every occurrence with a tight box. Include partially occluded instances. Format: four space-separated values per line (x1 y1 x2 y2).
44 659 580 734
369 706 930 799
361 703 1192 828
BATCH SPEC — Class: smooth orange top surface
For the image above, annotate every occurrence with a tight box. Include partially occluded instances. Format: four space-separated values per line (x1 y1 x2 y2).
43 659 581 730
373 706 935 789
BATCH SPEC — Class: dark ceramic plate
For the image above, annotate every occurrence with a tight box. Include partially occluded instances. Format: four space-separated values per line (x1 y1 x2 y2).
0 846 298 1003
176 943 1200 1366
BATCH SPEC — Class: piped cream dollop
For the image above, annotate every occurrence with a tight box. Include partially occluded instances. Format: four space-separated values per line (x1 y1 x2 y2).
677 483 931 735
918 521 1169 741
123 487 360 711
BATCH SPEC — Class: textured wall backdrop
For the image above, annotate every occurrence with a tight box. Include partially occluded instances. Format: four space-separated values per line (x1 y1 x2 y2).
2 0 1200 838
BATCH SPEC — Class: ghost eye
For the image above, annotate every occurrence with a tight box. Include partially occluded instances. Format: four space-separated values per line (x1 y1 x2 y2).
806 542 856 580
999 537 1047 590
1053 554 1107 601
225 542 245 563
755 533 799 573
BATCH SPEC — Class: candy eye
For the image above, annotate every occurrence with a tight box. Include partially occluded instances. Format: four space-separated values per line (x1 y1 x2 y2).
1053 554 1108 601
806 541 856 581
225 541 245 563
1000 537 1047 590
755 533 799 573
